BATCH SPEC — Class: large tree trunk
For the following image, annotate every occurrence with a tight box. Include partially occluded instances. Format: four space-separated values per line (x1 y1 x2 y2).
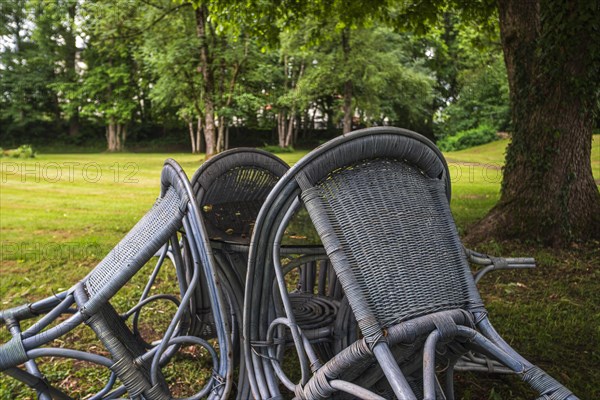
470 0 600 245
341 27 353 134
195 4 217 158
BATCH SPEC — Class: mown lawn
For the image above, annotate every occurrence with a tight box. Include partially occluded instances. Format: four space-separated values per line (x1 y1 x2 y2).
0 136 598 399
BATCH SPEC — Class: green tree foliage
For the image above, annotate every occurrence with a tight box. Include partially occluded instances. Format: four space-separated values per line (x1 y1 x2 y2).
436 54 509 137
138 0 204 152
0 0 59 140
295 25 434 133
71 1 139 151
29 0 81 137
415 12 510 144
1 0 509 154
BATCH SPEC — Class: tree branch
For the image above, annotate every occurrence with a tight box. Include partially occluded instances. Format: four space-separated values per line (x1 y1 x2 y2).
117 3 191 40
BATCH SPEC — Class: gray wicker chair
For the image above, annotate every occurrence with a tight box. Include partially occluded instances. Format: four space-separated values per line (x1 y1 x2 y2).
190 148 349 398
243 127 578 399
190 148 289 398
0 159 232 399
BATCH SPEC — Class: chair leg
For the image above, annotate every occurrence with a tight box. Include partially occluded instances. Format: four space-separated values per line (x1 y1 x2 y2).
476 316 578 400
372 342 417 400
4 368 71 400
74 286 170 399
4 318 53 400
445 364 455 400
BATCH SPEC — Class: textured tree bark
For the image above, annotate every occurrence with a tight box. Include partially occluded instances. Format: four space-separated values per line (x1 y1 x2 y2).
106 120 116 152
195 4 216 158
469 0 600 245
277 111 286 148
106 120 125 152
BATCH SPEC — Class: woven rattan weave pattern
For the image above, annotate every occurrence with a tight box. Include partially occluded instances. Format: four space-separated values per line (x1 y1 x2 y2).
86 186 184 297
202 166 280 241
302 158 483 330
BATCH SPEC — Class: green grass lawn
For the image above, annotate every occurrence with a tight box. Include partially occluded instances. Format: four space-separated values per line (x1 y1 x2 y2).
0 136 598 399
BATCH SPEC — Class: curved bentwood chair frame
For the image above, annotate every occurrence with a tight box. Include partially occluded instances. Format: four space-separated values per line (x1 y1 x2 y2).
243 127 577 400
0 160 232 399
189 148 289 398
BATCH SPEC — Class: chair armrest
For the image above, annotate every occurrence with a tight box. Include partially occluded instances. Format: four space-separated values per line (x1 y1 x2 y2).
463 248 536 284
0 291 70 326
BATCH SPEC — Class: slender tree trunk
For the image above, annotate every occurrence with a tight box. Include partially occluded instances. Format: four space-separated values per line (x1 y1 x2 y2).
196 116 202 154
106 120 126 152
107 119 116 152
217 115 226 153
277 111 286 148
341 27 353 134
195 4 216 158
109 123 113 151
188 119 196 153
115 124 121 151
68 115 79 138
469 0 600 245
225 126 229 151
187 117 204 153
287 62 304 148
285 111 294 147
120 125 126 150
66 2 79 137
293 115 300 144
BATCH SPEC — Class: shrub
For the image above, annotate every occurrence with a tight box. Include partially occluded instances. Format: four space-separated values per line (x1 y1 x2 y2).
438 125 497 151
1 144 37 158
260 144 295 154
434 55 511 141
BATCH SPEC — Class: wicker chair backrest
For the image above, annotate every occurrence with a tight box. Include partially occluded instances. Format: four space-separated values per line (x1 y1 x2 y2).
83 168 188 313
296 131 483 339
192 149 288 243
